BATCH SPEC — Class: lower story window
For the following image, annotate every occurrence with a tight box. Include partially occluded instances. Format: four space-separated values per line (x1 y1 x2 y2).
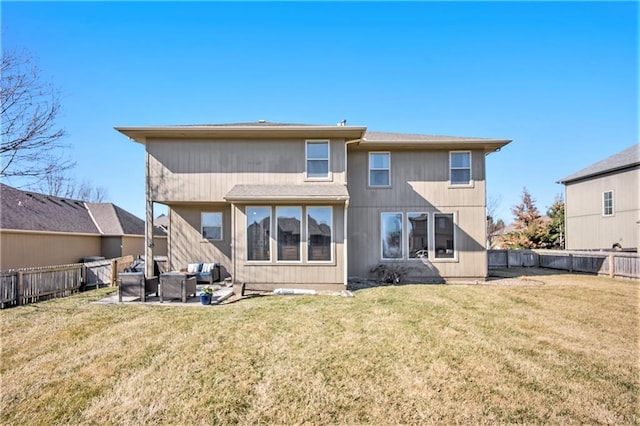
277 207 302 261
408 213 428 258
202 212 222 240
247 207 271 261
381 213 403 259
434 213 455 259
307 207 332 262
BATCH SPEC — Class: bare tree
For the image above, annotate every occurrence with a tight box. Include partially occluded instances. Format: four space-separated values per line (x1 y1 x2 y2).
486 195 505 248
38 169 109 202
1 50 74 181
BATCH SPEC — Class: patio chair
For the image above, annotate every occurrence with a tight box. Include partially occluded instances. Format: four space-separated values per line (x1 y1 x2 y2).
118 272 159 302
159 273 197 303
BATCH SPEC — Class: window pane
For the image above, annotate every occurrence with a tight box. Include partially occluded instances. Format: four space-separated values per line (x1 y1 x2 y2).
451 169 471 185
277 207 301 261
451 152 470 168
307 142 328 159
370 153 389 169
434 214 454 259
382 213 403 259
308 207 332 261
370 170 390 186
247 207 270 261
603 191 613 215
307 159 329 178
202 212 222 240
408 213 428 258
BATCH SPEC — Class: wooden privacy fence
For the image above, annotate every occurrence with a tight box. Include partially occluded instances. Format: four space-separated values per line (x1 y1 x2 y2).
0 255 134 309
489 249 640 280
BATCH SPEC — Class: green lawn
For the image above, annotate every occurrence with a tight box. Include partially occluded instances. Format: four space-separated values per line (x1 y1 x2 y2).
1 269 638 424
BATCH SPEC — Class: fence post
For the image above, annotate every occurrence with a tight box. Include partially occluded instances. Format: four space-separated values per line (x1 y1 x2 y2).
506 250 510 268
609 253 615 278
17 271 23 306
111 258 117 287
568 253 573 273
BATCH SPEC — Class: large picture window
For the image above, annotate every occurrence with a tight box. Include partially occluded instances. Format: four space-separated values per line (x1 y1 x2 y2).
381 212 403 259
434 213 455 259
306 141 329 179
277 207 302 261
201 212 222 240
408 213 429 258
369 152 390 187
247 207 271 261
450 151 471 185
307 207 332 262
603 191 614 216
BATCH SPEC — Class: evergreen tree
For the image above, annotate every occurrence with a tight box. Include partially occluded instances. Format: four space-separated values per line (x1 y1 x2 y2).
543 194 565 249
504 188 547 249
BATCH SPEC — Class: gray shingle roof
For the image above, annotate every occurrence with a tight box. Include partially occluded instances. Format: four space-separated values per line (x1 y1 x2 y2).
225 184 349 202
0 184 166 236
363 131 495 142
558 144 640 184
0 184 99 233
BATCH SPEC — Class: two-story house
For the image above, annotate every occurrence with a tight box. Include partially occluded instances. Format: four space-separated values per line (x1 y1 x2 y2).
558 144 639 251
116 122 510 290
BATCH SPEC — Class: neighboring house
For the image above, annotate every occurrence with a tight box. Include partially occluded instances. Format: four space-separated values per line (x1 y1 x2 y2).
155 214 169 232
558 144 639 251
0 184 167 270
116 121 510 289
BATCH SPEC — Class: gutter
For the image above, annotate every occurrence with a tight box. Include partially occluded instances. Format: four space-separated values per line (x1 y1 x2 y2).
343 137 362 287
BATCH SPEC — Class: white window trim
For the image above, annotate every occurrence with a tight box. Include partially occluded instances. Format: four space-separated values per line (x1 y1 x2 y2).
407 212 429 260
449 151 473 187
276 206 303 264
307 206 334 263
432 212 458 262
246 206 272 263
381 212 404 260
201 212 223 241
305 140 332 181
369 152 391 188
602 190 614 217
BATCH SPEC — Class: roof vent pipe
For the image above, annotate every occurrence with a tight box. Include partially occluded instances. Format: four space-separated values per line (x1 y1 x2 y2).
337 119 347 126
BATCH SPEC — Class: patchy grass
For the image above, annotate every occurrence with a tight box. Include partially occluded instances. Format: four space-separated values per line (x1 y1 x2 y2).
1 270 638 424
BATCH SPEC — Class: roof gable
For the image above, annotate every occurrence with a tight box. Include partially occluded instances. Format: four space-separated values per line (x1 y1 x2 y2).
559 144 640 184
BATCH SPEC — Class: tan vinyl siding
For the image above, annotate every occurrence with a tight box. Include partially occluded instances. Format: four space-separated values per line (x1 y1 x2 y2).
101 236 123 259
0 231 101 270
565 167 640 250
347 149 486 208
234 205 345 289
347 148 488 281
147 138 346 203
121 235 167 259
167 204 232 277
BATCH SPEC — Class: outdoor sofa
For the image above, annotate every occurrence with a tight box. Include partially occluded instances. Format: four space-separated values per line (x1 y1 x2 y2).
186 262 220 284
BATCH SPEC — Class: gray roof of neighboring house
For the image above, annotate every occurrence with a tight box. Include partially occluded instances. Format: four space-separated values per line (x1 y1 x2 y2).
0 184 165 236
558 144 640 184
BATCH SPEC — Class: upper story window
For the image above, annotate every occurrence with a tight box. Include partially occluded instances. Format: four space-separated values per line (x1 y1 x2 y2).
369 152 390 187
306 141 330 179
450 151 471 185
201 212 222 240
603 191 614 216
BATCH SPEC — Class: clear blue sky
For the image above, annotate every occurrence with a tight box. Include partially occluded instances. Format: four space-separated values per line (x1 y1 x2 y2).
2 1 638 222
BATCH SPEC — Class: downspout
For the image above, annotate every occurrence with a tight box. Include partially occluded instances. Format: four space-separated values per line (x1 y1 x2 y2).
231 202 236 286
343 137 362 287
145 150 154 278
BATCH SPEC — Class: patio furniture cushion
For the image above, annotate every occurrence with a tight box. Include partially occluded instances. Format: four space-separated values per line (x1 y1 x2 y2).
187 262 201 273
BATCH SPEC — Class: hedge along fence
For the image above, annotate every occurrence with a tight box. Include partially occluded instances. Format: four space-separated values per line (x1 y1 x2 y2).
488 249 640 280
0 255 134 309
